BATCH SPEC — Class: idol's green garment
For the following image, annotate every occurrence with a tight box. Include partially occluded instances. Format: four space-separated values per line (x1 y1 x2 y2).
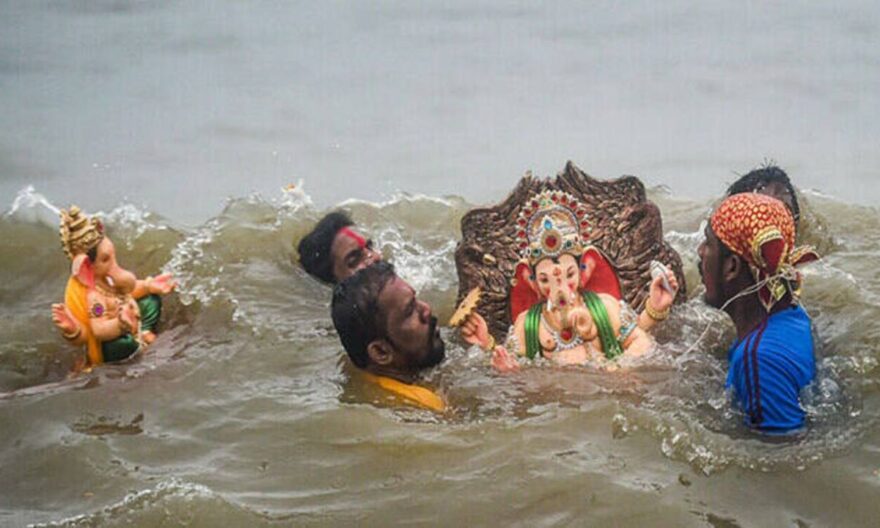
100 295 162 363
524 291 623 360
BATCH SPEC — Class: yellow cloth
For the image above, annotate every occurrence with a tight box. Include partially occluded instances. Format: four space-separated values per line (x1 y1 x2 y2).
64 277 103 366
362 372 446 412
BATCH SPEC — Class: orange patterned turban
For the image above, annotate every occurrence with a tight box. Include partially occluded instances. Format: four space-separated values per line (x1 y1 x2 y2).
711 193 819 312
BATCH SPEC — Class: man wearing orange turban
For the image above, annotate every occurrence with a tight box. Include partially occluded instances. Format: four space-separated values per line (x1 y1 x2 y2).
698 193 819 432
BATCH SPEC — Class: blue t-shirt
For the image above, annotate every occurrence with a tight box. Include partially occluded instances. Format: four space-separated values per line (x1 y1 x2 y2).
726 305 816 433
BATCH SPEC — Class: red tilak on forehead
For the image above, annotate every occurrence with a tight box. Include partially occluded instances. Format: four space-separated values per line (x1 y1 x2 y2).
339 227 366 249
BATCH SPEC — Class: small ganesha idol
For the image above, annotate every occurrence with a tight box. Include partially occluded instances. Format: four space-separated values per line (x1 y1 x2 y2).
459 190 678 370
50 206 176 370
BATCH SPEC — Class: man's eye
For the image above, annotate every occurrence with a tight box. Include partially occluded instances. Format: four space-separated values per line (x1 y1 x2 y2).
365 239 374 250
348 250 364 267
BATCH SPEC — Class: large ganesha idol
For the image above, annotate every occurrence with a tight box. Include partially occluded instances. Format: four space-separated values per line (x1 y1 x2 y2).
453 162 686 369
50 206 176 370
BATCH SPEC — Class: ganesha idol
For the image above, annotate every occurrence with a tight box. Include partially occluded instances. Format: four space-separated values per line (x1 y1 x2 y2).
452 164 685 370
459 190 679 368
50 206 176 370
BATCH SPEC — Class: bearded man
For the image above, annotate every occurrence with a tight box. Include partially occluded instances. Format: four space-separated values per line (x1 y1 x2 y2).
698 193 819 433
331 261 446 412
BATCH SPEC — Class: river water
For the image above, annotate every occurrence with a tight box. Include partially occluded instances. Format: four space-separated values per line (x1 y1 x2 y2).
2 1 880 527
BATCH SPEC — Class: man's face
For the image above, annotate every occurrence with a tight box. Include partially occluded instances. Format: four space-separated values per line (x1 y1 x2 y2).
376 276 445 371
697 223 726 309
754 181 795 219
330 227 382 283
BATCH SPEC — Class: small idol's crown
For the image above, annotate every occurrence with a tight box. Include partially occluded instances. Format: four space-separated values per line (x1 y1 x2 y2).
59 205 104 260
515 190 592 263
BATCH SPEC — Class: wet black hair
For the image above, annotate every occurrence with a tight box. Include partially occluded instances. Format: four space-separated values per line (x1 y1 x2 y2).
727 165 800 222
297 211 354 284
331 261 396 369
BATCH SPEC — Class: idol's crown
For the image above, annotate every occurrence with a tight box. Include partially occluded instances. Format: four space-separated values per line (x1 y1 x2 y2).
515 190 592 263
59 205 104 260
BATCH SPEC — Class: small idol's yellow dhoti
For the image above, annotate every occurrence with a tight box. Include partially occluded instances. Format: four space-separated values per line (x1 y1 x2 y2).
64 277 103 366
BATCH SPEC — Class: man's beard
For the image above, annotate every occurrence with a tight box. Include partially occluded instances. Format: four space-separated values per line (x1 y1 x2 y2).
420 315 446 368
699 257 726 309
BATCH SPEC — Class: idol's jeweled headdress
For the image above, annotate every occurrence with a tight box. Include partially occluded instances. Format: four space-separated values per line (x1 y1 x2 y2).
59 205 104 260
515 190 592 264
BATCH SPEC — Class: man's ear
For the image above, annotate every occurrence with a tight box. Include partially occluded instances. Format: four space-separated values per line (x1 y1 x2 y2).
367 339 394 366
71 254 95 288
723 253 744 283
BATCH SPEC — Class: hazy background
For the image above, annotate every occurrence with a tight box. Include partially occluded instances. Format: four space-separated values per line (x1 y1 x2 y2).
2 0 878 223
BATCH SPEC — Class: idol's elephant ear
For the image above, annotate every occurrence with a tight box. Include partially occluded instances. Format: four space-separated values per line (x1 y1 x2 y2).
454 161 687 341
71 253 95 289
581 247 621 301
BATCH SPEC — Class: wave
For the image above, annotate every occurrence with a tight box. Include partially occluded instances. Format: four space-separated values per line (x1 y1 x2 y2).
28 479 271 528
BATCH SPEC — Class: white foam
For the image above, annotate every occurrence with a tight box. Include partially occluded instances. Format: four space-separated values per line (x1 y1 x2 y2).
374 226 458 292
4 185 61 226
29 478 221 528
338 190 463 210
163 218 223 306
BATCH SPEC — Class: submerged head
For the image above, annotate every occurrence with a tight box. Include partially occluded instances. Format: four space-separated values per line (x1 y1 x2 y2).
727 165 800 226
332 262 445 378
298 211 382 284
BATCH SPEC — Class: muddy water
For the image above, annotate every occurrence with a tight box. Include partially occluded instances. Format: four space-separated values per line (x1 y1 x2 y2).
3 0 880 525
1 184 878 527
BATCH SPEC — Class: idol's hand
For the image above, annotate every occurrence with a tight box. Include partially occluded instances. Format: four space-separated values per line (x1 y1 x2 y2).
51 303 80 336
567 306 596 341
648 266 679 313
147 273 176 295
461 312 490 350
491 346 520 373
120 301 139 333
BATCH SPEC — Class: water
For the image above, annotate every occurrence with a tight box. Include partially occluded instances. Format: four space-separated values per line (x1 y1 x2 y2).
2 1 879 222
1 184 878 526
2 2 880 526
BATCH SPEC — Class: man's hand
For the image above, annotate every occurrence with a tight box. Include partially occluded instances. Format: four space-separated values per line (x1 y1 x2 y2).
648 266 679 313
461 312 491 350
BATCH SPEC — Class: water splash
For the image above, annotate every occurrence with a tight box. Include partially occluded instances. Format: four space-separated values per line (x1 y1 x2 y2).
4 185 61 225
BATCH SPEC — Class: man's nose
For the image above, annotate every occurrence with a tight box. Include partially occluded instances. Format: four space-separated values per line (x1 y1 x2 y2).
417 300 431 322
